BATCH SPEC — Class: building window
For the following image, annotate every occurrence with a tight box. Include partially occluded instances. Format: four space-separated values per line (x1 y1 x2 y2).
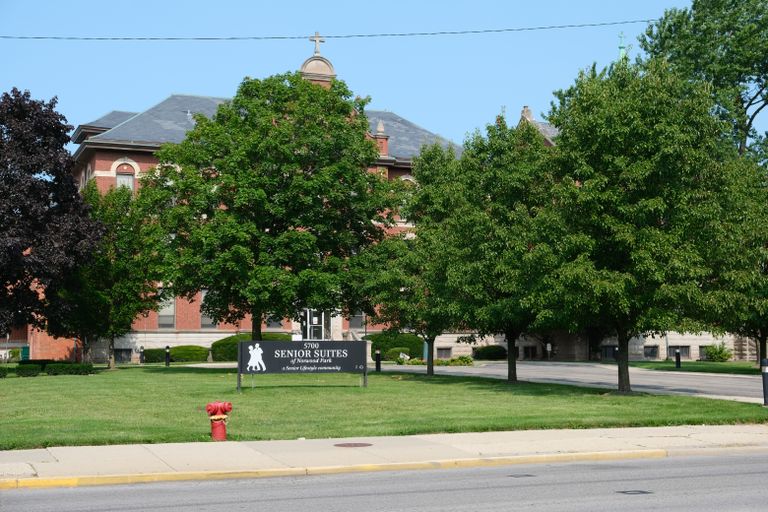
266 317 283 329
200 290 216 329
116 173 134 191
523 345 538 360
644 345 659 359
348 311 365 329
669 345 690 359
436 347 452 359
158 297 175 329
601 345 618 360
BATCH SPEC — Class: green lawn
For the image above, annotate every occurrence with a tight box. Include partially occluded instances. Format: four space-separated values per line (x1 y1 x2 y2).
626 360 761 375
1 365 766 450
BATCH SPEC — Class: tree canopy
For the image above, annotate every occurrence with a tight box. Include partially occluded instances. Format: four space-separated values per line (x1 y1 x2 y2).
141 73 398 339
545 59 740 392
44 182 166 367
0 88 101 335
640 0 768 157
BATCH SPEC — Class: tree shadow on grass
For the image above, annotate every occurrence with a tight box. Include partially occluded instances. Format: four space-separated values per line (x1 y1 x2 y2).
382 372 623 398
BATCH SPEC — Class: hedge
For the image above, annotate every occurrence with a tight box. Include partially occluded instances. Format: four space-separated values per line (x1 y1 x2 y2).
211 332 291 361
45 363 94 375
0 366 8 378
143 348 166 363
170 345 209 362
405 356 474 366
473 345 507 360
384 347 410 361
18 359 57 371
15 364 42 377
365 332 423 360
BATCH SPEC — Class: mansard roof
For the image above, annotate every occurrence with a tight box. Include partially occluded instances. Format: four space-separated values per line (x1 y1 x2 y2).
74 94 458 163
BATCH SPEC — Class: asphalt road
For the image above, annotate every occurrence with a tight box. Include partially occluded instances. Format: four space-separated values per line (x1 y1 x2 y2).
385 361 764 401
3 453 766 512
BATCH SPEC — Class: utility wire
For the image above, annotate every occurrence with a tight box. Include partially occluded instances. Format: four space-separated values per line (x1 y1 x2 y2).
0 19 654 42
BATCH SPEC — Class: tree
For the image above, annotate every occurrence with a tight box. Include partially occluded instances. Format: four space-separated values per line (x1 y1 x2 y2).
545 59 739 392
695 157 768 364
640 0 768 156
440 118 556 383
44 182 166 368
352 233 454 376
140 73 397 339
0 88 101 335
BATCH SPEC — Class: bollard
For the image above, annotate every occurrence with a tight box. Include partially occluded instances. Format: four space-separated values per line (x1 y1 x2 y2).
762 359 768 407
675 349 681 369
165 345 171 367
375 349 381 372
206 401 233 441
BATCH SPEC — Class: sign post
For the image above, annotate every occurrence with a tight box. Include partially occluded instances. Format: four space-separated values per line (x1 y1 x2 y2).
237 340 368 390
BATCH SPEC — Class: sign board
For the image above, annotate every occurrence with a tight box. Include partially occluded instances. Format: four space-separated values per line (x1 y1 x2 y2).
236 340 368 391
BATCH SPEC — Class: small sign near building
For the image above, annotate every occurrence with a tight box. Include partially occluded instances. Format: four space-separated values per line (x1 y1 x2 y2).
236 340 367 391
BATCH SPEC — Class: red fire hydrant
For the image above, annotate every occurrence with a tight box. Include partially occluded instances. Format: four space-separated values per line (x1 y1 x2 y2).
205 401 233 441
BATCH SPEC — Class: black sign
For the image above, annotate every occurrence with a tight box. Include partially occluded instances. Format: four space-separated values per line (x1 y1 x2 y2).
238 341 366 375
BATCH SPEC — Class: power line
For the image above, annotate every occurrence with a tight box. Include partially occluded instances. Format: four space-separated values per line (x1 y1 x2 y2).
0 19 654 42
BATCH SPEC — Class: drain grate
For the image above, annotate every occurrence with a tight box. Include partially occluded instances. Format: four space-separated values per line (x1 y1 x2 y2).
508 474 536 478
616 490 653 495
334 442 373 448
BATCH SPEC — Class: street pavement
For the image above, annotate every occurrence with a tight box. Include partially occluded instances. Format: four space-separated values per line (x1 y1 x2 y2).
2 425 768 490
385 361 765 403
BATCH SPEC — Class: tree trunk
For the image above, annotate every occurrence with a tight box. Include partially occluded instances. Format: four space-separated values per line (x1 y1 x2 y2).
617 331 631 393
505 327 520 383
251 309 263 341
758 332 767 365
426 336 435 376
108 336 116 370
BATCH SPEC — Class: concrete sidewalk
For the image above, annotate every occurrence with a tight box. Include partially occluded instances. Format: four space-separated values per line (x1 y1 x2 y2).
3 424 768 490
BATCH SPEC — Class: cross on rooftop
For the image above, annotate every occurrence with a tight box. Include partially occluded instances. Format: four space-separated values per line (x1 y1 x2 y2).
310 31 325 55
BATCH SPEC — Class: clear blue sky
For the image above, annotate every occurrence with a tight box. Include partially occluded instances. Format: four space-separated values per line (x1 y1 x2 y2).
1 0 689 146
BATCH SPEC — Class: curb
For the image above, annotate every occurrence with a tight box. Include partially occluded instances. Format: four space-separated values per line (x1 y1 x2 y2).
0 449 668 491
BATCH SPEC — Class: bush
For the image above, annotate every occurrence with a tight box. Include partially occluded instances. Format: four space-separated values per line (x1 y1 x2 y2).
170 345 209 362
143 348 166 363
0 366 8 378
18 359 57 371
703 342 732 362
15 364 42 377
385 347 410 362
45 363 94 375
8 348 20 361
211 332 291 361
405 356 474 366
365 332 423 360
472 345 507 360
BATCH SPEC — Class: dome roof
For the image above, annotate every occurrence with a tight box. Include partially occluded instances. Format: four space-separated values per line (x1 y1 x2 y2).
300 54 336 82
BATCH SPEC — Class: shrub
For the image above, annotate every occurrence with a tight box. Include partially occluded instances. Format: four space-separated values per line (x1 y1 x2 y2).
170 345 209 362
0 366 8 378
473 345 507 360
143 348 167 363
703 342 732 362
365 332 423 360
15 364 42 377
385 347 410 362
18 359 57 371
211 332 291 361
405 356 473 366
45 363 94 375
8 348 20 361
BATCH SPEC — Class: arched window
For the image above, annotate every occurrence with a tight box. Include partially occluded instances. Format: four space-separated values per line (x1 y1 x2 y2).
115 162 135 191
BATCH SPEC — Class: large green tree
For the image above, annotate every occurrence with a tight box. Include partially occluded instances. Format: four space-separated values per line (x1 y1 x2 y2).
141 73 397 339
44 182 166 368
0 88 101 334
452 119 556 382
640 0 768 156
546 59 739 392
